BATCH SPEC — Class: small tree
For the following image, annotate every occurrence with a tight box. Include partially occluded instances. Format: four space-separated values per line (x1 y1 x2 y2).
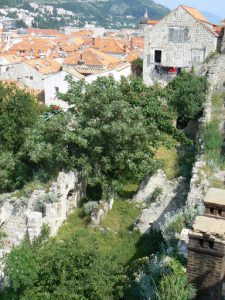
167 71 208 128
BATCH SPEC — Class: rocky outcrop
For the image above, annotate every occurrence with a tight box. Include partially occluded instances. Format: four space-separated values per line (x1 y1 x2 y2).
0 171 85 284
133 170 188 233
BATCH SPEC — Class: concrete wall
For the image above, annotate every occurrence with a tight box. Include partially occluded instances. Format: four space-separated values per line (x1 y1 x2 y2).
143 6 218 85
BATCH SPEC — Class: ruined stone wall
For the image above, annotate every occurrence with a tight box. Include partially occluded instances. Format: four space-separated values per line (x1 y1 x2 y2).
187 54 225 207
0 171 86 283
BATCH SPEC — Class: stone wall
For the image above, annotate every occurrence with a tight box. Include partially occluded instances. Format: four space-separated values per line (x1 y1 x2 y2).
143 6 218 85
0 170 85 284
187 54 225 207
133 170 188 233
89 197 114 227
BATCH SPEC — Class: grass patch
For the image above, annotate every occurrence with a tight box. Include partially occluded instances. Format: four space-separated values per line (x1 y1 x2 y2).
209 176 225 189
204 120 224 161
56 198 162 269
57 200 143 265
156 144 196 180
118 183 139 200
156 146 179 180
211 93 225 120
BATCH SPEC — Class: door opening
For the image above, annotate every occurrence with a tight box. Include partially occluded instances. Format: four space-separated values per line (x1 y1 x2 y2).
155 50 162 63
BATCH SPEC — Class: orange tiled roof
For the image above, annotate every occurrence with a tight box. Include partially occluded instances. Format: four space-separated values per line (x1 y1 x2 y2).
181 5 209 22
0 54 22 64
213 25 223 35
70 30 94 37
125 52 139 63
181 5 221 36
92 38 131 54
24 58 61 75
26 28 59 37
147 20 160 25
63 47 121 68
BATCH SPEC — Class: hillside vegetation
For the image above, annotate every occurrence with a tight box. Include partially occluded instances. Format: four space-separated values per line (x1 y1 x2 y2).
0 0 169 28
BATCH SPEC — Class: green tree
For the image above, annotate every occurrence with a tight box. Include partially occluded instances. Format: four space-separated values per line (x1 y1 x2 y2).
167 71 208 128
0 83 40 152
4 238 38 292
3 231 125 300
60 76 186 196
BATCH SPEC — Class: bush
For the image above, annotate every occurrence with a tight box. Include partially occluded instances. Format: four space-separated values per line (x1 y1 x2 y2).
167 71 208 127
83 201 99 215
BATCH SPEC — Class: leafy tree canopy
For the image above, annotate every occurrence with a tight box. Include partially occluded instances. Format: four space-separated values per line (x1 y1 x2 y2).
60 76 187 194
167 71 208 128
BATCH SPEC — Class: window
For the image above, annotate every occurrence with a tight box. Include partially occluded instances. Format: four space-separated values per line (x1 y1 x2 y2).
169 27 188 43
55 87 59 93
208 241 214 250
30 76 33 80
192 49 205 63
210 207 214 214
155 50 162 63
199 239 204 248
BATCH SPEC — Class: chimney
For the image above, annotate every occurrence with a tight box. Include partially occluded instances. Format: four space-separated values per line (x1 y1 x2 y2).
78 53 84 65
130 38 134 51
92 37 95 46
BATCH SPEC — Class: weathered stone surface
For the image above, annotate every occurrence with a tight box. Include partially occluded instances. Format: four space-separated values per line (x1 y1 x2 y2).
90 197 114 227
0 171 85 284
133 170 188 233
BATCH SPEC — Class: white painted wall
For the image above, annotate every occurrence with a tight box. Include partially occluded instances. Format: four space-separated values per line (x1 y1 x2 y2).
43 70 81 109
85 63 131 84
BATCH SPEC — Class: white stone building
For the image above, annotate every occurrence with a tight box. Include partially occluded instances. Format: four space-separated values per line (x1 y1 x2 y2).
143 5 224 86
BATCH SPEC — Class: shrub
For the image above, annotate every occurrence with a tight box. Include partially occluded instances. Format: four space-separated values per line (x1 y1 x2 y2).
83 201 99 215
35 192 59 212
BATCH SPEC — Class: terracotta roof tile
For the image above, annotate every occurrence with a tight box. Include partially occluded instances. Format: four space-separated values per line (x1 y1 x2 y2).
63 48 121 68
181 5 209 22
24 58 61 75
92 38 131 54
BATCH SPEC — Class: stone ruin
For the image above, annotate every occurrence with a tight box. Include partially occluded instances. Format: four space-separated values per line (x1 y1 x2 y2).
187 188 225 300
0 170 86 284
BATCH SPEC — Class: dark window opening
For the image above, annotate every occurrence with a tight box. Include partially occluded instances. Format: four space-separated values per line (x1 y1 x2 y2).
155 50 162 63
208 241 214 249
199 239 204 248
210 207 214 214
55 87 59 93
218 209 222 216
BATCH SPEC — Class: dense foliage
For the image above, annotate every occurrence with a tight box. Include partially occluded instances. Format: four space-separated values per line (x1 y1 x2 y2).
60 76 187 195
167 71 208 128
0 83 42 191
0 73 206 194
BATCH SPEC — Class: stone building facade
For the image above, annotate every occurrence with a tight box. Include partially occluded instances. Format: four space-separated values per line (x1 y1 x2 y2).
187 188 225 300
143 5 223 86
